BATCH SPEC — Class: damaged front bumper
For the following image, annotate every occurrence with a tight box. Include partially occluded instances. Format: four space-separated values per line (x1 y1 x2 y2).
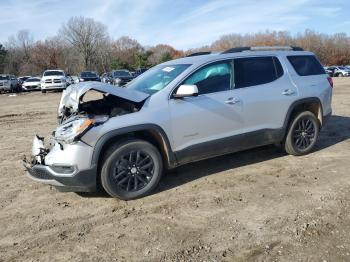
23 135 97 192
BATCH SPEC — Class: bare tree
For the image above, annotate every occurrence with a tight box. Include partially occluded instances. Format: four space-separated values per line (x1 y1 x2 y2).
17 30 33 60
3 30 34 75
60 16 108 69
96 37 112 73
148 44 183 65
111 36 143 69
0 44 7 73
30 37 65 73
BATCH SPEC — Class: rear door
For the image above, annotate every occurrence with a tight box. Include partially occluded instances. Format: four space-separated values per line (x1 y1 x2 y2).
286 55 332 116
230 56 298 132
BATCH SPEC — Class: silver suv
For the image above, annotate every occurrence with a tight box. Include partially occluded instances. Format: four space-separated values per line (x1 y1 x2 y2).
24 46 333 200
0 74 19 93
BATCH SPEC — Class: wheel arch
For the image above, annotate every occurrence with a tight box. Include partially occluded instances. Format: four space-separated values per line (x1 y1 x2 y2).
91 124 177 174
283 97 324 134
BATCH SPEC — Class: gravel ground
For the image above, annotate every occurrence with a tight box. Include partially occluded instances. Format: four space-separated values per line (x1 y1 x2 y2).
0 78 350 261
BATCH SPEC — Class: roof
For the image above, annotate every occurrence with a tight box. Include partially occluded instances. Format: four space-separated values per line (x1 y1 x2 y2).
162 48 314 67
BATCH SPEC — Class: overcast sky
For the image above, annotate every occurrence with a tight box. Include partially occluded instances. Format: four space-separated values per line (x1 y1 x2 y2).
0 0 349 49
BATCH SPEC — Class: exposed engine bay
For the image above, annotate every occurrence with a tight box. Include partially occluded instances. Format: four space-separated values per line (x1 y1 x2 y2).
57 82 150 122
59 91 142 123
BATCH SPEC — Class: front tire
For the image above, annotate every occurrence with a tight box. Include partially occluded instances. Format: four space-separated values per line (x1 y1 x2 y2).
100 139 163 200
284 111 319 156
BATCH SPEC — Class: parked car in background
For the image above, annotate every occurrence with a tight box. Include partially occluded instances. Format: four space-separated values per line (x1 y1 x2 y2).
0 74 19 93
111 69 133 86
22 77 41 91
18 76 31 88
25 46 333 200
65 75 74 86
101 72 113 84
69 76 79 84
331 66 350 77
323 67 333 77
326 66 337 77
41 69 67 93
79 71 101 82
134 68 148 78
101 73 107 83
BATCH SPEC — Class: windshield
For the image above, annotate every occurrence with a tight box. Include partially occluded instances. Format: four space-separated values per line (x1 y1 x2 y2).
26 78 40 82
113 71 131 77
339 66 348 70
0 75 9 80
127 64 190 95
44 71 64 76
81 71 98 77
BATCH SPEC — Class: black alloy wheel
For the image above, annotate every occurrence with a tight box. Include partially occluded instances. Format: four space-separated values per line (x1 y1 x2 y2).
112 150 155 192
292 117 316 151
100 139 163 200
284 111 319 156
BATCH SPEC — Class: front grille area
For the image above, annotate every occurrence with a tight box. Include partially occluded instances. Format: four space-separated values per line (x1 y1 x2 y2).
45 79 52 83
53 79 61 83
26 85 39 89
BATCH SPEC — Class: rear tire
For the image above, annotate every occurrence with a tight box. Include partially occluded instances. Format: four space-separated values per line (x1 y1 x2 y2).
283 111 319 156
100 139 163 200
41 90 46 93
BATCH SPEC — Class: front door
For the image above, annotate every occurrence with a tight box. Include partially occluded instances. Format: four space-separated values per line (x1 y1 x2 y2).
168 60 244 163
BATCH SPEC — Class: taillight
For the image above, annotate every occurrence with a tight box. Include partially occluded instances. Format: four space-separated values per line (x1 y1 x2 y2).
327 76 333 88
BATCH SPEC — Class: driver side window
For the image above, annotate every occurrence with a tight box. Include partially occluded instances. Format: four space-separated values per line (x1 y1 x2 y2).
183 61 233 95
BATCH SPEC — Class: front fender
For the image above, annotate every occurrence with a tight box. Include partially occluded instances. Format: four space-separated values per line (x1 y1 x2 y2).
89 124 177 169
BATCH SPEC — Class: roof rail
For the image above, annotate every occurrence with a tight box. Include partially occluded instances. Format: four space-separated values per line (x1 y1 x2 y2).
290 46 304 51
222 46 304 54
221 47 250 54
186 51 212 57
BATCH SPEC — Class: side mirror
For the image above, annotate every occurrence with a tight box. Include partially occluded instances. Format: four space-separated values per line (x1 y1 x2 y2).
173 84 198 98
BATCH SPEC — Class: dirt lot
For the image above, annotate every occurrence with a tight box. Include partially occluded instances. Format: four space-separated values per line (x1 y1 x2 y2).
0 78 350 262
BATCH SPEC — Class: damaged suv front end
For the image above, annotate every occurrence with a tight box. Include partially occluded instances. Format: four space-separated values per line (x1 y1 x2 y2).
23 82 149 192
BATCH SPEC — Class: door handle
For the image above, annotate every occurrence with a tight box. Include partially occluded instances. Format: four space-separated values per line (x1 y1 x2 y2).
282 89 295 96
225 97 240 105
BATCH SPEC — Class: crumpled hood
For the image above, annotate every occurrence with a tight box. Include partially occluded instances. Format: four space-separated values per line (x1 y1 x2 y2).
58 82 150 115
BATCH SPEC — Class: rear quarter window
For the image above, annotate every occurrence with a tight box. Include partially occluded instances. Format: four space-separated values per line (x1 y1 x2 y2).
287 55 325 76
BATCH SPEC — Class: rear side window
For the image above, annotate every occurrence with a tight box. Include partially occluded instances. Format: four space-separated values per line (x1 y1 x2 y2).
287 55 325 76
234 56 283 88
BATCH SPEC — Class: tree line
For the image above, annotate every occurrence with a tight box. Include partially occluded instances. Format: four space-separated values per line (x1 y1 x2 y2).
0 16 349 76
